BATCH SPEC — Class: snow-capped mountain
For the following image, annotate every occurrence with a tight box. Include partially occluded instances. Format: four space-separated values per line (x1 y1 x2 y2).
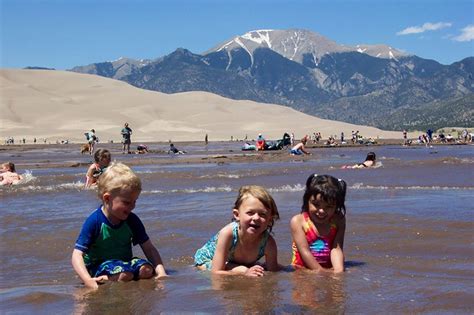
67 29 473 130
207 29 408 66
355 44 406 60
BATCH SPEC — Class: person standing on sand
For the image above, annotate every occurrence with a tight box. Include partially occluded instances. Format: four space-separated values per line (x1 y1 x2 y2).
85 129 97 155
121 123 132 154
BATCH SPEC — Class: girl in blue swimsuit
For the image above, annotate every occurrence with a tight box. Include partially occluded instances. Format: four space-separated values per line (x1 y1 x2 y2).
194 185 280 276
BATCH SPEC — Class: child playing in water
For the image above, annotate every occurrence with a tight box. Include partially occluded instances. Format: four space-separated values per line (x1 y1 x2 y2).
194 185 280 276
168 143 185 154
0 162 23 185
341 152 376 169
290 174 346 273
72 162 167 289
290 135 311 155
85 149 111 188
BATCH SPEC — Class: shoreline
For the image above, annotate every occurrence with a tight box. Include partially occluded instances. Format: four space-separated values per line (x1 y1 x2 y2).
1 139 470 170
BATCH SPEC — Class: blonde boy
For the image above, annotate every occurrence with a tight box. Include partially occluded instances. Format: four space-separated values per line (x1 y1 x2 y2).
72 162 167 289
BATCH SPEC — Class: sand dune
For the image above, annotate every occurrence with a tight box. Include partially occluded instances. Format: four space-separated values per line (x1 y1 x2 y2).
0 69 402 143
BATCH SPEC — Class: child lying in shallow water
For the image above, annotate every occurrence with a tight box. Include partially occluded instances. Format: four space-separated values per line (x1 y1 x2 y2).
291 174 347 273
194 185 280 276
341 152 376 169
0 162 23 185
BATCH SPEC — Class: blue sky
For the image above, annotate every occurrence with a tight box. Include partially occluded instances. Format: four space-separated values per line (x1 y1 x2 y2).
1 0 473 69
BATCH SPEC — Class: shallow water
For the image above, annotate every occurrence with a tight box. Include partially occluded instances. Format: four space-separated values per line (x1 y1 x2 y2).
1 143 473 313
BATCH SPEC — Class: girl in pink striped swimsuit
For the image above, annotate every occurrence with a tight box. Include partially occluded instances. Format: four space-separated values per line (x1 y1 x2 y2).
290 174 347 273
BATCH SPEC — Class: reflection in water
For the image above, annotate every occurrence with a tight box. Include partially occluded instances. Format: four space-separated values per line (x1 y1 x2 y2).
291 270 346 312
72 280 167 314
211 273 279 313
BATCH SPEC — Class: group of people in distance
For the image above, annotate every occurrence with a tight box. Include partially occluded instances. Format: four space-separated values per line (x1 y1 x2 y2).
83 122 133 156
72 161 347 288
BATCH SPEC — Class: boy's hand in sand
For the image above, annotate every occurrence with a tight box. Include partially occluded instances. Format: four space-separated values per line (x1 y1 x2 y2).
153 264 168 280
94 275 108 283
155 273 169 280
84 275 108 289
244 265 265 277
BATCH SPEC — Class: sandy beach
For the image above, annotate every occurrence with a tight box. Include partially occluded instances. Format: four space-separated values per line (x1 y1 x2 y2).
1 69 407 143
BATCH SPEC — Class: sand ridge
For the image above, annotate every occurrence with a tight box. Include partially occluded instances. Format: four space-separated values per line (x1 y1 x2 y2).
0 69 403 143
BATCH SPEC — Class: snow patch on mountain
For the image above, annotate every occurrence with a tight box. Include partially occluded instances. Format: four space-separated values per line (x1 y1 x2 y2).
234 37 254 66
210 29 409 66
241 30 273 48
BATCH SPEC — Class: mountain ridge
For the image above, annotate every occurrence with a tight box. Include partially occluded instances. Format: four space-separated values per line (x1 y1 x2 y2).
68 29 474 130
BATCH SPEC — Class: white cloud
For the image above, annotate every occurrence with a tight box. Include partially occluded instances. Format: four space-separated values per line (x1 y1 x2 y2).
397 22 452 35
452 25 474 42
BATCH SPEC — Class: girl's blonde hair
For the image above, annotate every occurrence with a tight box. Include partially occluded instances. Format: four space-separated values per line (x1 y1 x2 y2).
234 185 280 230
97 162 141 198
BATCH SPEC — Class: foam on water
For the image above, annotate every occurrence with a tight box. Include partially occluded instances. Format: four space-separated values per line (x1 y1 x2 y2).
13 181 84 192
268 184 305 192
5 181 470 195
143 185 233 195
20 170 36 184
350 183 474 190
199 173 241 179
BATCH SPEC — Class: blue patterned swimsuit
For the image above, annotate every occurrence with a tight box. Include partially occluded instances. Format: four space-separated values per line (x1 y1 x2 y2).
194 222 269 269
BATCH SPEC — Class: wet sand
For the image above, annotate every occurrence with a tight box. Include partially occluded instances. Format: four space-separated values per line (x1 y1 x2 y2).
0 139 466 170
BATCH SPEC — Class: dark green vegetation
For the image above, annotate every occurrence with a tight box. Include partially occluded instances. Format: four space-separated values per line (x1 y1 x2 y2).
376 94 474 131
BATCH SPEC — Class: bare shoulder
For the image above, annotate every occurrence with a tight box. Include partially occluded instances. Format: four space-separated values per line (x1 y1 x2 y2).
290 213 303 228
218 222 235 238
266 233 277 245
264 234 277 252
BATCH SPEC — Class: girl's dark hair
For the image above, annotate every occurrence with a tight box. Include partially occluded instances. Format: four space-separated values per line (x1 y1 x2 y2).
94 149 111 163
302 174 347 217
365 152 376 161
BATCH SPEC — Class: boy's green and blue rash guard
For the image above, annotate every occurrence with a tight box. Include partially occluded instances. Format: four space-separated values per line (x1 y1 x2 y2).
74 206 149 266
